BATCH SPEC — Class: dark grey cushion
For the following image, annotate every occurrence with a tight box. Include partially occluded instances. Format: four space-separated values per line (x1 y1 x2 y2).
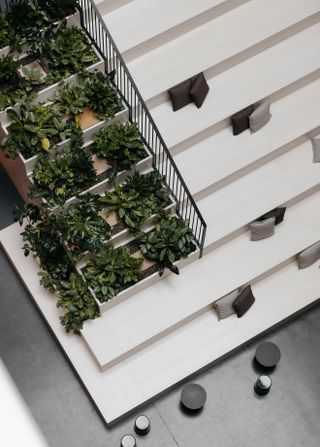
297 241 320 269
311 138 320 163
249 99 272 133
232 285 255 318
190 72 209 108
168 79 192 112
250 217 275 241
231 105 254 135
258 207 286 225
213 289 239 320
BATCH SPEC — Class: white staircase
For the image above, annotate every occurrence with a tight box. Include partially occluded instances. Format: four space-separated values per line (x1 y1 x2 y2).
1 0 320 426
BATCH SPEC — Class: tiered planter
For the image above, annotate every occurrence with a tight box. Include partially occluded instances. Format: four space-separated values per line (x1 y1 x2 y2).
77 230 199 314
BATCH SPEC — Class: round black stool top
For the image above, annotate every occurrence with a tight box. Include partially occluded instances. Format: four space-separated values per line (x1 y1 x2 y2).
120 434 136 447
181 383 207 411
134 415 151 436
255 342 281 368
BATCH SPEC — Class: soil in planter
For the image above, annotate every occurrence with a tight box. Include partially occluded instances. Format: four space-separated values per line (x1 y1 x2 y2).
77 107 100 131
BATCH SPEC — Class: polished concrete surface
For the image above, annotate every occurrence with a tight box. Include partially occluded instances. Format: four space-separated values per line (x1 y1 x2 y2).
0 164 319 447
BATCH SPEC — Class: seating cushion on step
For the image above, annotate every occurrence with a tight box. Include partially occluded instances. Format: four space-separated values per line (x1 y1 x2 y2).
213 288 239 321
250 217 275 241
311 138 320 163
190 73 210 108
297 241 320 269
232 285 256 318
168 78 192 111
249 99 272 133
231 105 254 135
258 207 286 225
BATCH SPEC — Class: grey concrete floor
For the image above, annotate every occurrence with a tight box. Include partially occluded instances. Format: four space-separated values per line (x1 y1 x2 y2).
0 164 320 447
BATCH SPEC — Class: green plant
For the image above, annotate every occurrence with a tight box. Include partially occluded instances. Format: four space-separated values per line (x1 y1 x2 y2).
56 273 100 334
94 121 146 177
38 0 79 21
0 13 11 48
0 55 20 92
7 0 49 37
15 203 73 284
138 213 196 276
29 138 98 206
56 194 111 259
53 81 88 116
83 71 123 121
83 244 143 302
44 26 98 78
1 104 74 159
100 171 170 231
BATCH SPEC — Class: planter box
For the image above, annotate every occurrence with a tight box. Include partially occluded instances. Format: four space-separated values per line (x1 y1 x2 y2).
77 233 199 314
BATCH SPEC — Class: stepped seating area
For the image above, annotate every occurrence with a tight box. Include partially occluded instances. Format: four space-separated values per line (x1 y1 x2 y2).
1 0 320 426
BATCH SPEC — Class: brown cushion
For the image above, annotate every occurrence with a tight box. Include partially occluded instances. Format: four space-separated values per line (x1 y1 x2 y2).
168 79 192 112
258 207 286 225
297 241 320 269
231 105 254 135
232 285 255 318
190 73 209 108
213 289 239 321
250 217 275 241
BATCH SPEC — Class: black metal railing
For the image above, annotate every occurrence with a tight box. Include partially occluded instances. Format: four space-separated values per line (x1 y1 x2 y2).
78 0 207 256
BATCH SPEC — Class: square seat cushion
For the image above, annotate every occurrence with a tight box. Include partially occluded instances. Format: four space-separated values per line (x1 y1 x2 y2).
213 289 239 320
311 138 320 163
297 241 320 269
250 217 275 241
249 99 272 133
231 105 254 135
168 78 192 112
258 207 286 225
190 72 209 108
232 285 255 318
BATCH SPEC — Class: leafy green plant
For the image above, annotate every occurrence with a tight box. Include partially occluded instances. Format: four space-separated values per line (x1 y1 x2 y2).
0 13 11 48
15 203 100 334
1 104 74 159
15 203 73 284
7 0 49 37
100 171 170 231
83 71 123 121
29 135 98 206
56 194 111 259
53 81 88 116
0 55 20 93
94 121 146 177
44 26 98 78
83 244 143 302
56 273 100 334
138 213 196 276
38 0 79 21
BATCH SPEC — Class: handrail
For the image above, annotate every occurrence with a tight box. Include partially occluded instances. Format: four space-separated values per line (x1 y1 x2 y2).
78 0 207 256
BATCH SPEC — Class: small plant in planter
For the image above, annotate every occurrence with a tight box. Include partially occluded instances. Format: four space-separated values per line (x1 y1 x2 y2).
83 244 143 303
42 26 99 81
94 121 146 178
0 13 11 49
100 171 171 231
1 104 74 159
29 141 98 207
0 56 46 111
56 273 100 334
138 213 197 276
56 194 112 260
38 0 79 22
53 81 88 116
15 203 73 286
6 0 50 38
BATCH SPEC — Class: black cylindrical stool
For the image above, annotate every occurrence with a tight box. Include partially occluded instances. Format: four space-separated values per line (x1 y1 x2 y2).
134 415 151 436
180 383 207 412
254 375 272 396
120 434 136 447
